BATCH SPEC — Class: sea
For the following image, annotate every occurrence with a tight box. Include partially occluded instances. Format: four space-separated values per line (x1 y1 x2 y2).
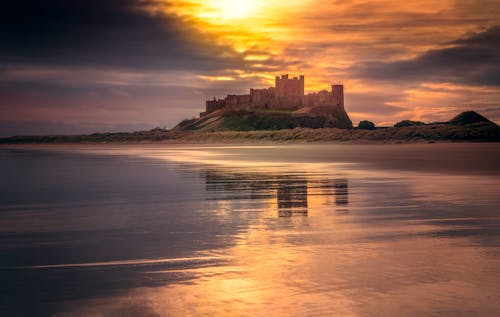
0 143 499 316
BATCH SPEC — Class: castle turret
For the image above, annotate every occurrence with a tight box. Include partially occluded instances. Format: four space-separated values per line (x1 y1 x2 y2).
331 84 344 110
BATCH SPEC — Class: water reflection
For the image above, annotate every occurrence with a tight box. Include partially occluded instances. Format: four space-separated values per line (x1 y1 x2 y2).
334 179 349 205
1 145 500 316
203 170 349 217
277 178 308 217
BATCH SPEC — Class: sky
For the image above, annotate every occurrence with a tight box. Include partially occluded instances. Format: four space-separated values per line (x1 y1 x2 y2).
1 0 499 136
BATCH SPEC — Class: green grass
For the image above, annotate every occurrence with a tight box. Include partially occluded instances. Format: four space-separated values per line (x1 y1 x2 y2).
259 109 294 114
219 111 328 131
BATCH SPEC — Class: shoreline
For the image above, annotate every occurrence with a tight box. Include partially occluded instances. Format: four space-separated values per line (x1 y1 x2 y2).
2 142 499 178
1 123 499 145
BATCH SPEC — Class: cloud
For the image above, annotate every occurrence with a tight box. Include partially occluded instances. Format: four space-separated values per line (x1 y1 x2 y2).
0 78 210 136
346 92 408 115
351 26 500 86
1 0 499 135
0 0 244 71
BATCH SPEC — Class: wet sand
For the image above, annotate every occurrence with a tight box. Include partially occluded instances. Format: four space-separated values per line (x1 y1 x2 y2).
1 143 499 316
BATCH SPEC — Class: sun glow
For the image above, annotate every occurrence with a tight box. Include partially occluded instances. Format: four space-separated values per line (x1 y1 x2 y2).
164 0 273 52
163 0 334 85
206 0 258 19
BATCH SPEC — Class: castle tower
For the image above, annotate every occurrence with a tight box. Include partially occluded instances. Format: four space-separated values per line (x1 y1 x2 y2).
331 84 344 110
275 74 305 98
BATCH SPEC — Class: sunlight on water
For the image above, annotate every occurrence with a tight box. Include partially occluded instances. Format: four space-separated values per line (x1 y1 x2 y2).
0 144 499 316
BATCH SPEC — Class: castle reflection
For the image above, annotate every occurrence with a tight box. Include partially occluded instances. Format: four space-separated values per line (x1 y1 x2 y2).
277 178 308 217
335 179 349 205
202 170 348 217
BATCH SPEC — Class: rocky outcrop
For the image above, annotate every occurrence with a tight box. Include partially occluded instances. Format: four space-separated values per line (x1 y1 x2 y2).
449 111 496 126
174 107 353 132
394 120 424 128
358 120 375 130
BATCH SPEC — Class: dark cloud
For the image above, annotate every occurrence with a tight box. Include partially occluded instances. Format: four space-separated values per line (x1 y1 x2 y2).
452 25 500 47
0 0 243 71
351 26 500 86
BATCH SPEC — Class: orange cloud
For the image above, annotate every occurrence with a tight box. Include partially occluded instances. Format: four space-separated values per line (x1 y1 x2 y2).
1 0 499 136
163 0 500 124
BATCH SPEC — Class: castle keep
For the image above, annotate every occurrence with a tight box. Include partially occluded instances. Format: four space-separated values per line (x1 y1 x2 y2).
201 75 345 116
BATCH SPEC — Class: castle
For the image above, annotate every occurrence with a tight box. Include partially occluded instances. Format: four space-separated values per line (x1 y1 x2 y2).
200 75 345 117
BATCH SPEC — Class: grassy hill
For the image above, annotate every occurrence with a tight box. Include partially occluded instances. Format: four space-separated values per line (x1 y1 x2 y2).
174 107 353 132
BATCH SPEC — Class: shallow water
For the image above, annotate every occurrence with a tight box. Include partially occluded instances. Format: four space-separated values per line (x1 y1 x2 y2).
1 143 499 316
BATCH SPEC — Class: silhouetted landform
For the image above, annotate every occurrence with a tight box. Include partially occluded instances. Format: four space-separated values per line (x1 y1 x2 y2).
394 120 425 128
1 111 499 144
449 110 495 126
357 120 376 130
176 106 353 132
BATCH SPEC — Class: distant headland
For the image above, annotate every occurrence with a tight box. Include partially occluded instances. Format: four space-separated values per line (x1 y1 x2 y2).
0 74 499 144
1 110 498 144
